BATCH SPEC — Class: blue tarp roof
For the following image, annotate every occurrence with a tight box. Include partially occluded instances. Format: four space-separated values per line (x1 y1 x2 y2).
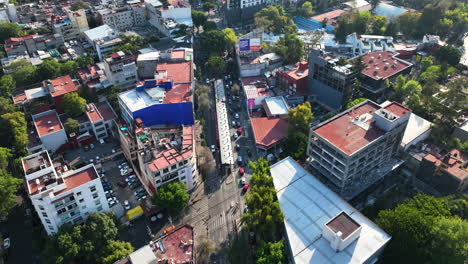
373 3 407 19
132 102 194 127
293 17 334 33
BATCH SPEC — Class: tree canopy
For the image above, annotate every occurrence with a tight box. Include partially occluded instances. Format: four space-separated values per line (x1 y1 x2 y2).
1 111 28 154
436 45 462 66
282 102 313 160
293 1 315 18
274 33 304 64
71 0 89 11
44 212 134 264
255 6 294 34
0 75 16 98
192 10 207 28
77 56 95 68
62 92 87 118
150 180 189 214
0 169 22 217
0 22 22 42
256 240 288 264
205 56 225 77
346 98 367 109
222 28 237 48
64 118 80 135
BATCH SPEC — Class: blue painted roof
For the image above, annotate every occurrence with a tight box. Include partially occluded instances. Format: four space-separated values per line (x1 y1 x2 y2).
293 17 334 33
373 3 407 18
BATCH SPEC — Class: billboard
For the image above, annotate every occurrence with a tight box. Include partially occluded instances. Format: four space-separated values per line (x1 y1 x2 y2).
239 38 261 51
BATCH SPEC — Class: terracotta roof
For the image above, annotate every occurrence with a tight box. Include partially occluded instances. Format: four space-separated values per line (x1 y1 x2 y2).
48 75 78 97
163 84 191 104
156 61 192 84
96 101 117 121
313 101 385 155
54 166 99 195
171 50 185 59
311 9 347 24
33 111 64 137
384 101 411 117
86 104 103 123
326 212 361 240
5 34 38 44
285 61 309 81
251 117 288 149
360 51 412 80
160 225 194 263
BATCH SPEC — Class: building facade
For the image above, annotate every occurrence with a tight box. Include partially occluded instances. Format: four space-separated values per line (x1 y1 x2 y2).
97 4 146 31
23 151 110 235
32 110 68 153
103 51 138 89
276 61 309 96
307 100 411 200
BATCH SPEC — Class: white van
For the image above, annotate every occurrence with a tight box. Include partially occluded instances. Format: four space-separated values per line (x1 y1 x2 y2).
99 138 105 145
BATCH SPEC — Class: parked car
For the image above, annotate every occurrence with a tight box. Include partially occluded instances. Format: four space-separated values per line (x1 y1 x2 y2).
242 184 249 192
233 133 238 139
236 121 241 127
231 121 236 127
124 200 131 210
211 145 216 152
234 113 239 119
90 143 95 149
235 144 240 151
239 167 245 176
138 195 147 201
99 138 105 144
117 181 127 188
129 182 140 189
237 156 243 165
237 128 243 135
240 177 246 185
3 235 10 249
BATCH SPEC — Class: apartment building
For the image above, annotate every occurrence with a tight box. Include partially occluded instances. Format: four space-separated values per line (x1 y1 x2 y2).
308 49 357 110
307 100 411 200
79 101 118 140
276 61 309 96
23 151 110 235
103 51 138 89
97 3 146 31
77 63 112 91
84 25 122 61
359 51 413 100
4 33 64 57
53 9 89 42
31 110 68 153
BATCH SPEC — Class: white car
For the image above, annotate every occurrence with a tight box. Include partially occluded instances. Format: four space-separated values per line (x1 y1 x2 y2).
124 200 131 210
112 149 116 153
233 133 238 139
3 237 10 249
240 177 246 185
96 156 100 161
211 145 216 152
234 113 239 119
89 159 94 164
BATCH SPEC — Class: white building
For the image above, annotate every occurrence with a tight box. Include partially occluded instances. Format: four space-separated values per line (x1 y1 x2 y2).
80 101 118 140
103 51 138 89
84 25 122 61
53 9 89 42
271 157 391 264
148 5 192 38
32 110 68 153
23 151 110 235
97 3 146 31
324 33 395 57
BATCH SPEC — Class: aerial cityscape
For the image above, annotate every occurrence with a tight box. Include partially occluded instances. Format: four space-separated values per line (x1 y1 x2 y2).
0 0 466 263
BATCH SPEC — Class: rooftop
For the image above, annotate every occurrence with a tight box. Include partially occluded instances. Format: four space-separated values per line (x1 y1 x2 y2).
251 117 288 149
33 110 64 137
373 2 407 18
270 157 391 264
86 103 103 123
311 9 347 25
360 51 412 80
157 225 194 263
84 24 116 41
424 149 468 181
401 113 432 147
47 75 78 98
156 61 192 84
263 96 289 117
22 151 52 175
278 61 309 81
55 165 99 196
96 100 118 122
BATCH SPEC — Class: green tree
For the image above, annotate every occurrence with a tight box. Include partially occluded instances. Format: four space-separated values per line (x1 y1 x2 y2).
199 30 227 57
62 92 87 118
101 240 134 264
242 158 283 241
274 33 304 64
192 10 207 29
282 131 309 160
38 59 62 80
430 216 468 263
282 101 313 160
64 118 80 135
436 45 462 66
294 1 315 18
204 21 217 31
255 6 293 34
0 22 22 42
71 0 89 11
384 21 398 37
288 101 313 134
76 56 95 68
61 60 78 75
1 112 28 153
370 15 387 35
256 240 288 264
205 56 225 77
397 12 422 37
0 97 18 116
150 181 189 214
222 28 237 48
0 147 12 170
0 74 16 97
437 18 453 37
12 64 37 86
420 56 433 72
346 98 367 109
203 2 215 11
419 65 442 84
8 59 31 72
0 169 22 217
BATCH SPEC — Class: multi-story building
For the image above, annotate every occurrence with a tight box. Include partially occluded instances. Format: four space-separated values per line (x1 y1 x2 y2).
0 0 18 23
308 49 357 110
77 63 112 91
23 151 110 235
67 9 89 33
79 101 117 140
307 100 411 200
1 54 43 74
47 75 79 113
276 61 309 96
31 110 68 153
53 9 89 42
359 51 413 101
97 3 146 31
103 51 138 89
149 6 192 38
84 25 122 61
4 33 64 57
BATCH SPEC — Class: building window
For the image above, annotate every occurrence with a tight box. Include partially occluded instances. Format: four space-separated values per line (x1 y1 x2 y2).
39 205 44 210
92 193 99 199
42 212 48 217
94 200 101 205
97 206 103 211
76 192 82 196
178 162 184 167
48 225 54 231
79 198 84 203
90 186 96 192
163 168 169 174
183 160 188 165
171 165 176 170
45 219 51 224
181 176 186 181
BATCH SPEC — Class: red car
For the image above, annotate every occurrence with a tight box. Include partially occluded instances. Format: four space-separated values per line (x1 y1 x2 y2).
236 121 241 127
117 181 127 188
239 167 245 175
237 127 243 135
243 184 250 192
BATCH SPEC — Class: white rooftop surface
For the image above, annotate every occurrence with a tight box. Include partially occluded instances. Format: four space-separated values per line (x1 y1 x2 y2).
145 0 163 7
119 88 163 113
25 87 47 100
344 0 370 8
264 96 289 116
128 245 157 264
271 157 391 264
215 79 233 165
84 25 115 41
460 120 468 132
402 113 432 145
137 51 160 61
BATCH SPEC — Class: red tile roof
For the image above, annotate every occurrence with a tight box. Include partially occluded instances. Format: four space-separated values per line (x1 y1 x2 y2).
160 225 194 263
48 75 78 97
384 101 411 117
251 117 288 149
361 51 412 80
5 34 38 44
86 104 103 123
156 61 192 84
313 101 385 155
54 166 98 196
171 50 185 60
96 101 117 121
163 84 191 104
33 111 64 137
284 61 309 81
311 9 347 24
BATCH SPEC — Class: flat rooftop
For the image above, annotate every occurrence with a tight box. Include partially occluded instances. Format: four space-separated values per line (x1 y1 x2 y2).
22 151 52 175
86 104 103 123
326 211 361 240
48 75 78 98
251 117 288 149
157 225 194 263
263 96 289 116
84 24 115 41
96 101 117 121
311 9 347 25
270 157 391 264
156 61 192 84
360 51 412 80
33 110 64 137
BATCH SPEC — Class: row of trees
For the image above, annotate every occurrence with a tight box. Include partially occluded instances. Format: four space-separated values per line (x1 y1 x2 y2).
335 11 396 42
43 212 134 264
375 194 468 263
241 158 287 262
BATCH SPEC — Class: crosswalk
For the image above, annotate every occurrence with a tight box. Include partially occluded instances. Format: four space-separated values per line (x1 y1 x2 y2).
207 212 226 231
